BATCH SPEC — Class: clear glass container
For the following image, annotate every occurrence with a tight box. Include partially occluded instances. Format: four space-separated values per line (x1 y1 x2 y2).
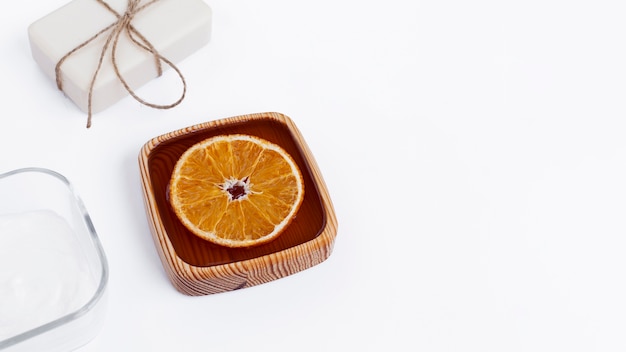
0 168 108 352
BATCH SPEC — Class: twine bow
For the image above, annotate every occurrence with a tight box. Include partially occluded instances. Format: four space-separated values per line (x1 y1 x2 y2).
55 0 187 128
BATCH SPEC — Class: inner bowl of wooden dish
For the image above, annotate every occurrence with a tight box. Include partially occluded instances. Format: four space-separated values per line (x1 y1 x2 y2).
139 112 338 295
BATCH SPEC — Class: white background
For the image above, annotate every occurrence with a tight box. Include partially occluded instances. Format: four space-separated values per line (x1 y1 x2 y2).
3 0 626 351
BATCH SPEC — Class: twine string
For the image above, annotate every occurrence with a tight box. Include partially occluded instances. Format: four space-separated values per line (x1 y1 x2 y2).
54 0 187 128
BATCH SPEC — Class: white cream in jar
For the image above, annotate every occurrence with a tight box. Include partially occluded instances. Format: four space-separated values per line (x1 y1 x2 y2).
0 210 96 340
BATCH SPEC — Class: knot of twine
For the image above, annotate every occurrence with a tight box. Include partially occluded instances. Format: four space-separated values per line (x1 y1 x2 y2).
55 0 186 128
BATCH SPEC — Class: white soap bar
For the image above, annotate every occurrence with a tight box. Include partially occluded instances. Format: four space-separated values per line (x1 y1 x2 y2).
28 0 212 116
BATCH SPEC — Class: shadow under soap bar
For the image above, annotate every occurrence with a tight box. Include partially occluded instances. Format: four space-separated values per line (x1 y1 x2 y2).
28 0 212 115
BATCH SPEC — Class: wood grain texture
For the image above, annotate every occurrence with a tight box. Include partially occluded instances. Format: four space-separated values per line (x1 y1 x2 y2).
138 112 338 295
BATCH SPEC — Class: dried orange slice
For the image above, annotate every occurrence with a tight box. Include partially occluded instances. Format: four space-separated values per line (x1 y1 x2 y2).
168 134 305 248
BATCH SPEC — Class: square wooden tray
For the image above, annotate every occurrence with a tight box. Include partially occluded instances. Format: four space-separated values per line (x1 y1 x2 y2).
138 112 338 295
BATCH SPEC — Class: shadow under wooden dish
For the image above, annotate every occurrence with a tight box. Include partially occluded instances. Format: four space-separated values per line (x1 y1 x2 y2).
139 112 338 295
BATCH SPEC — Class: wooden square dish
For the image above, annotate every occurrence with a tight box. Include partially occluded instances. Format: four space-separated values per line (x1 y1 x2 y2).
138 112 338 295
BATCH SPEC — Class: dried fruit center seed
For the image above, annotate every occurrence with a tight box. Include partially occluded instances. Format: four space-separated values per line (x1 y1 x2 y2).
222 176 251 201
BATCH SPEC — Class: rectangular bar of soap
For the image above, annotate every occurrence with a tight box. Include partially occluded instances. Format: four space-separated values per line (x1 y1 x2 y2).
28 0 212 115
